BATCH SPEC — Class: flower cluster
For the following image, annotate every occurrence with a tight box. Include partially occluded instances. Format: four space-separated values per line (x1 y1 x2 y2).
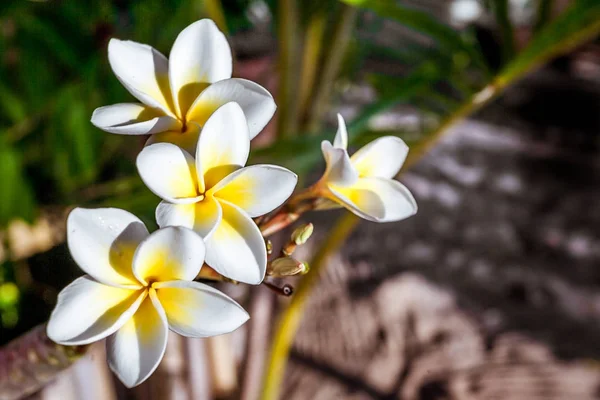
47 19 417 388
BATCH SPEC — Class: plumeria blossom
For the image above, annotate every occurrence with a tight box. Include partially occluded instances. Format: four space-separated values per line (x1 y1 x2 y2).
47 208 249 388
136 102 298 285
91 19 275 153
318 114 418 222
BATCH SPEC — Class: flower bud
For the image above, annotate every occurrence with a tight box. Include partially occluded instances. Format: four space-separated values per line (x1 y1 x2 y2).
266 240 273 255
291 223 314 245
267 257 309 277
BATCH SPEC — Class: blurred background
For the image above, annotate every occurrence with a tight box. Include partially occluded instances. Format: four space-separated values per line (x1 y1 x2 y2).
0 0 599 399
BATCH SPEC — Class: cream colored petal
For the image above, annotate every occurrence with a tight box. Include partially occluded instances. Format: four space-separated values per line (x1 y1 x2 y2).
186 78 275 139
67 208 147 288
108 39 175 116
47 276 145 345
91 103 181 135
155 197 222 240
333 114 348 149
155 280 248 337
212 165 297 217
205 201 266 284
321 140 359 187
136 143 200 203
350 136 409 179
328 177 417 222
196 102 249 191
132 227 206 285
106 291 168 388
169 19 232 118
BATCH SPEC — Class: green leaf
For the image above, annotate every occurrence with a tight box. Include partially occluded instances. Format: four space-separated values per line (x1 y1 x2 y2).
339 0 467 54
0 82 27 124
0 145 36 227
497 0 600 86
489 0 516 63
534 0 555 33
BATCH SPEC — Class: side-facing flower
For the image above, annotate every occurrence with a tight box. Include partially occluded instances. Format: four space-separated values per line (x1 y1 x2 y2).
136 102 298 285
91 19 275 153
47 208 248 388
317 114 418 222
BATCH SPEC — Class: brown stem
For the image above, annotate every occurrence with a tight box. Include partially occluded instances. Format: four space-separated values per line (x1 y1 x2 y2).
259 186 321 238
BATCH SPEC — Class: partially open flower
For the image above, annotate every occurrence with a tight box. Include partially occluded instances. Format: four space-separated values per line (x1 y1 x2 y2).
47 208 248 388
136 102 298 285
91 19 275 153
318 114 418 222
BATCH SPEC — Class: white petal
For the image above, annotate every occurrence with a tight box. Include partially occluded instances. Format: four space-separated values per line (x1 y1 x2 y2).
350 136 408 179
212 165 297 217
328 177 417 222
91 104 181 135
155 280 248 337
187 78 276 139
136 143 200 203
47 276 145 345
67 208 147 288
196 102 250 191
333 114 348 149
132 226 206 285
156 197 222 240
169 19 232 117
321 141 359 187
106 291 168 388
205 201 266 284
108 39 175 116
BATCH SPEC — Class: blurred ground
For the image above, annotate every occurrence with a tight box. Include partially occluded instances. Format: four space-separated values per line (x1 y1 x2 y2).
282 66 600 399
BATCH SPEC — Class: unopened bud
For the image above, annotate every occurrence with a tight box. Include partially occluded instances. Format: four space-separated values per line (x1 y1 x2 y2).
291 223 314 245
267 257 308 277
266 240 273 255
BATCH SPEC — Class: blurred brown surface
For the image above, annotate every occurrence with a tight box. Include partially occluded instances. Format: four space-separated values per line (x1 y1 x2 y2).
282 74 600 398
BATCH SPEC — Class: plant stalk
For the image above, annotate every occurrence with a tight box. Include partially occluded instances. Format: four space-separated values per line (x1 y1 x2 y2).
276 0 301 138
306 5 358 132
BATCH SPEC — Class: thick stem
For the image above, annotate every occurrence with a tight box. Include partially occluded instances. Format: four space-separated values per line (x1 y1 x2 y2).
0 324 89 400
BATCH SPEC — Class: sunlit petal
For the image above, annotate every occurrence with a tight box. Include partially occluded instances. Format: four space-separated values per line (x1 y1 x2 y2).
196 103 249 191
67 208 147 288
321 141 359 187
108 39 174 116
329 177 417 222
187 78 275 139
333 114 348 149
212 165 297 217
350 136 408 179
106 291 168 388
47 276 145 345
132 227 206 285
156 197 222 240
91 104 181 135
155 280 248 337
136 143 199 203
169 19 232 118
205 201 266 284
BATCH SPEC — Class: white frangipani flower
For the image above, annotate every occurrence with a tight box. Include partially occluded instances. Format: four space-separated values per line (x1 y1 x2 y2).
318 114 418 222
136 102 298 285
91 19 275 153
47 207 248 388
